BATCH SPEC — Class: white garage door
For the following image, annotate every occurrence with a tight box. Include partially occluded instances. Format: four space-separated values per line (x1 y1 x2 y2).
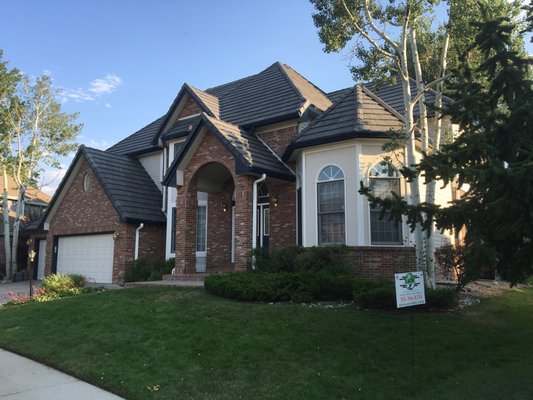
57 234 114 283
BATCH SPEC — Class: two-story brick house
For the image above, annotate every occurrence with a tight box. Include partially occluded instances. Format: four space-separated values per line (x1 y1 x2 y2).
33 62 454 284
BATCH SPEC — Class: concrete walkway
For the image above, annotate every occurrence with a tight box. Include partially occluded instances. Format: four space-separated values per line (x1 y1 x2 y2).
125 280 204 288
0 349 124 399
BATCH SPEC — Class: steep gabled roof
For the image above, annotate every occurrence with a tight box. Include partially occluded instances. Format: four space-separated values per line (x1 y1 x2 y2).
107 116 164 156
284 85 405 160
163 113 295 186
44 146 166 226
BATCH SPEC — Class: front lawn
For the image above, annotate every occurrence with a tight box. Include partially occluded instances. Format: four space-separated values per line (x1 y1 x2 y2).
0 287 532 400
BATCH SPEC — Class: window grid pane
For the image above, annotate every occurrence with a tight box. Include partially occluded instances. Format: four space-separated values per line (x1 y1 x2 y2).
318 180 345 245
196 206 207 252
370 177 402 245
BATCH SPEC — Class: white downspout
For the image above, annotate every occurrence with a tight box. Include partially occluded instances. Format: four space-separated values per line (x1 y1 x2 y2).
134 223 144 261
251 173 267 269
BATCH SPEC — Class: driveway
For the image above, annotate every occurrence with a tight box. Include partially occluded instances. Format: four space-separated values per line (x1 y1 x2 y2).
0 281 33 304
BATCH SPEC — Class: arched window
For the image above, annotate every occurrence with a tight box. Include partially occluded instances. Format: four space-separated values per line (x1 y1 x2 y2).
369 162 402 245
317 165 345 244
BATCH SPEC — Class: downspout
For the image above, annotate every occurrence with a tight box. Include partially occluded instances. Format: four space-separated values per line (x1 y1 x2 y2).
251 173 267 269
134 223 144 261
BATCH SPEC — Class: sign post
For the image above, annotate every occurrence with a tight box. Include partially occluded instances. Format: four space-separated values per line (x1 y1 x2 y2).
395 271 426 392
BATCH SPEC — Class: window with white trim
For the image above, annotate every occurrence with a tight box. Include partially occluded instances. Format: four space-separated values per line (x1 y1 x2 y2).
369 162 402 245
196 205 207 252
317 165 345 245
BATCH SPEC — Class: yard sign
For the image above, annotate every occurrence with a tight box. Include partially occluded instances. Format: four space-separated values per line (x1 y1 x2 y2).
395 272 426 308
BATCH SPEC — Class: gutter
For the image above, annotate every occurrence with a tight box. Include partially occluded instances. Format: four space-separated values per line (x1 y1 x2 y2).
251 173 266 269
134 223 144 260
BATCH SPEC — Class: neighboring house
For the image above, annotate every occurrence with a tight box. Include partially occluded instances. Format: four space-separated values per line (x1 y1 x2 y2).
1 176 52 278
33 62 456 284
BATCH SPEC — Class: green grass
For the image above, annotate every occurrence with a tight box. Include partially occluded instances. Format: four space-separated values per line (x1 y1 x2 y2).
0 287 532 400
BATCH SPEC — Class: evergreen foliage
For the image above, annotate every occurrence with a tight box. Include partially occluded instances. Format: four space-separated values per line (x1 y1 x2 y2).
361 14 533 286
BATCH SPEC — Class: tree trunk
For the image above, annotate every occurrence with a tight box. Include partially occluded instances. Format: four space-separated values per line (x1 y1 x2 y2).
410 28 436 288
2 188 12 282
399 36 424 275
10 183 26 274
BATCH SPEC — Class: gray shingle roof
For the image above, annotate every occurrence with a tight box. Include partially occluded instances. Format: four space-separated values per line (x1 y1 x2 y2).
107 116 164 156
203 115 294 180
285 85 404 158
364 78 452 118
80 146 166 223
83 147 166 224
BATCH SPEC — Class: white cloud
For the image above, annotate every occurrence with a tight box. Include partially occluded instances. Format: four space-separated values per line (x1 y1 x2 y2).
84 138 116 150
88 74 122 95
58 73 123 104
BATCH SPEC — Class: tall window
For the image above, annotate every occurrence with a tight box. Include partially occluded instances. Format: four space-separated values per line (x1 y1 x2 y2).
171 207 177 253
317 165 345 244
369 162 402 245
196 205 207 252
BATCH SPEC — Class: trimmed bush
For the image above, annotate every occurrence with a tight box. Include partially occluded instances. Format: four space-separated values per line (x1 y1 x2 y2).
353 279 458 310
254 245 350 275
204 271 354 302
125 258 175 282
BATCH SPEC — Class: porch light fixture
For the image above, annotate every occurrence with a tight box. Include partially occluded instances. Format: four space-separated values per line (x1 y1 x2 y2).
221 202 228 213
272 196 278 207
113 231 120 240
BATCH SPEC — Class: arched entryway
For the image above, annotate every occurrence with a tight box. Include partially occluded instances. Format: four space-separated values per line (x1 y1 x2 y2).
190 162 235 273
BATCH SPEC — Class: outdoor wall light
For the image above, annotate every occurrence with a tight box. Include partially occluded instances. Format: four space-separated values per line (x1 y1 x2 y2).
113 231 120 240
272 196 278 207
222 202 228 213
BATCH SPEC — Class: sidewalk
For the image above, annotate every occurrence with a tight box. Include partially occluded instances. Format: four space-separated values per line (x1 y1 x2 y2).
0 349 124 399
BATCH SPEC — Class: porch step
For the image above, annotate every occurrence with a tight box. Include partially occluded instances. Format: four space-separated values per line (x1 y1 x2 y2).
162 273 209 282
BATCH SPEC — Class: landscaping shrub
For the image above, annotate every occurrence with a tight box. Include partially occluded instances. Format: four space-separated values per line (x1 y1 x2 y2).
353 279 458 310
42 273 86 296
254 245 350 275
204 271 354 302
125 258 175 282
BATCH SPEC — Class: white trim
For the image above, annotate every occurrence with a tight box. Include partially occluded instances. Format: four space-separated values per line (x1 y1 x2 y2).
231 206 235 263
355 143 365 245
302 153 307 246
176 112 201 122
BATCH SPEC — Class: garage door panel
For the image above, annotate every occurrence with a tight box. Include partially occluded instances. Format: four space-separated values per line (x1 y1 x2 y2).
57 234 114 283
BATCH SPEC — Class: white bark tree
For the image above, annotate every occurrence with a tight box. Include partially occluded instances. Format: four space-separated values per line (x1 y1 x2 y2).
1 71 81 281
312 0 450 287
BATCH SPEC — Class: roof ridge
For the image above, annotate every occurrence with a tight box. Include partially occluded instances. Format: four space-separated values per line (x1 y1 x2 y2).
361 85 406 123
354 85 364 131
281 63 332 109
254 133 296 175
274 61 307 108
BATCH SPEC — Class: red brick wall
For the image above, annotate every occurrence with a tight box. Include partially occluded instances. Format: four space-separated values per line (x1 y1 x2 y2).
343 246 416 280
267 180 297 250
178 96 202 119
46 157 165 284
256 125 298 158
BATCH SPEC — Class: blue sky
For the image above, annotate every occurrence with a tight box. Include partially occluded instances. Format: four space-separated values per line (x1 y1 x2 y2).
1 0 531 194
